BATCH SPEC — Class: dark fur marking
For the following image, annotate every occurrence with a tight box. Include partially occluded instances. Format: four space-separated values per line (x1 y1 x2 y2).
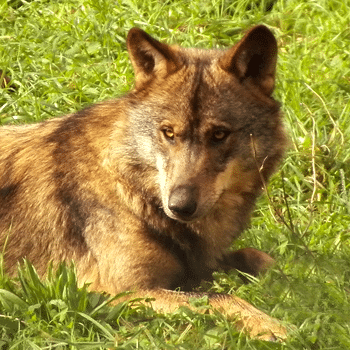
189 61 205 116
0 184 20 220
0 184 19 201
56 186 89 250
0 155 19 219
45 110 86 147
149 224 210 291
45 111 93 252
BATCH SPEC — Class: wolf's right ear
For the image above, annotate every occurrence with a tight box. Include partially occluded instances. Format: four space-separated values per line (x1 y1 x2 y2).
127 28 179 87
219 25 278 96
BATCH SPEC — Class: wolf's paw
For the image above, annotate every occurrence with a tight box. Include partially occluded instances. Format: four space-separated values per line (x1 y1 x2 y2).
241 314 288 342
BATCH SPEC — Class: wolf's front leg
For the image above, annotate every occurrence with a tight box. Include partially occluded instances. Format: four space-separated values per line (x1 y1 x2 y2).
209 292 287 341
128 288 288 342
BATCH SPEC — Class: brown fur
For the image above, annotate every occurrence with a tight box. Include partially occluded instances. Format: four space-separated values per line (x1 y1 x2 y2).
0 26 287 340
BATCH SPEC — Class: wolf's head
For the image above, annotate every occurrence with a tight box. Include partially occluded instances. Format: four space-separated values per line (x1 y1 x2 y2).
125 26 286 223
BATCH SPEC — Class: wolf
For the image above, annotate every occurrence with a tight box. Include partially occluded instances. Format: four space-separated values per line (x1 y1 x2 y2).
0 25 287 340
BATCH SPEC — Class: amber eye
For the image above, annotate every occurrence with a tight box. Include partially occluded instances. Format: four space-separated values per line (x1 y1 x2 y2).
162 127 174 140
212 130 229 142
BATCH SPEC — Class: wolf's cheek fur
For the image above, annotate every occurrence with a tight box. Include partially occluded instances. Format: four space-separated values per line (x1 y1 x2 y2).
214 157 258 195
155 153 168 210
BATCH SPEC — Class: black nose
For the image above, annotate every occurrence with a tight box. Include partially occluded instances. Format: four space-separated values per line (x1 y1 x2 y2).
168 185 198 219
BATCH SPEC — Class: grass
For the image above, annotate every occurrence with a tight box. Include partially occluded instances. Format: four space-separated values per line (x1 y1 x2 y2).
1 0 350 348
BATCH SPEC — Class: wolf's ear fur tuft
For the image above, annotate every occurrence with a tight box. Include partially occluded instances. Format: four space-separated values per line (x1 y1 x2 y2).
127 28 179 87
219 25 278 96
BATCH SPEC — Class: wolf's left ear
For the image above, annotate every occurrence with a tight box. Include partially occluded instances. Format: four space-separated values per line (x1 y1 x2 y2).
219 25 277 96
127 28 179 87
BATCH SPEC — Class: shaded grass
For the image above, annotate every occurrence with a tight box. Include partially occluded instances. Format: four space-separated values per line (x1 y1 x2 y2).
1 0 350 348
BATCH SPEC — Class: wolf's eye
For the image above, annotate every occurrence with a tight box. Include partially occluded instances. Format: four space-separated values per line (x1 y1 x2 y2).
212 130 230 143
162 127 174 141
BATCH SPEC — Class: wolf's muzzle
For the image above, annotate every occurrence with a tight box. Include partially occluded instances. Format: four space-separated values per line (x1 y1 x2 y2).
168 185 198 220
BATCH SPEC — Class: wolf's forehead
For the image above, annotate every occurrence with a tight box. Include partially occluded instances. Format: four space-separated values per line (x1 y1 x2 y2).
177 59 235 98
165 62 240 119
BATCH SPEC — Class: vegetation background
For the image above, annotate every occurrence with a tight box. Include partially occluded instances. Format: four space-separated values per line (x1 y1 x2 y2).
1 0 349 348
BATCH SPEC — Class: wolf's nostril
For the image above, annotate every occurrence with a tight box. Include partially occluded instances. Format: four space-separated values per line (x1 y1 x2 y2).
168 186 197 218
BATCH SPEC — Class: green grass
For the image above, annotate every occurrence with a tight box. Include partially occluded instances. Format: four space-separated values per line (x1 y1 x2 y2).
1 0 350 348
